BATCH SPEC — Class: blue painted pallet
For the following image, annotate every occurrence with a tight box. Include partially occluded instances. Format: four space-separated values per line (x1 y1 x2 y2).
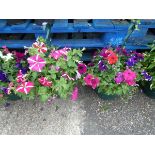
0 19 155 55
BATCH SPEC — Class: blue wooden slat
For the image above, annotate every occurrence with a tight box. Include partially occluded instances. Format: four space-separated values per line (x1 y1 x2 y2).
32 24 43 30
74 20 90 29
52 19 68 29
10 20 31 30
0 20 7 30
51 39 105 48
92 19 114 29
0 40 35 48
0 23 45 33
52 23 78 32
112 20 130 30
140 19 155 27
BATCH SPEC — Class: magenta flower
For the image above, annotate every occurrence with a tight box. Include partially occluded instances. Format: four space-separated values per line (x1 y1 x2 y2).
71 87 78 101
123 69 137 86
78 63 87 74
50 47 71 60
14 51 25 62
50 50 62 60
27 55 46 72
91 77 100 89
16 70 26 83
84 74 94 86
126 80 136 86
123 69 136 82
84 74 100 89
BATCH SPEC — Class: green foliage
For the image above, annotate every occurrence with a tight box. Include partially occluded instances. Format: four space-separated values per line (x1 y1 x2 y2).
142 42 155 89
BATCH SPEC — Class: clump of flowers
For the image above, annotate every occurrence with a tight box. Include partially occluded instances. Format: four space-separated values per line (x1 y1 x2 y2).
85 46 144 96
0 37 84 103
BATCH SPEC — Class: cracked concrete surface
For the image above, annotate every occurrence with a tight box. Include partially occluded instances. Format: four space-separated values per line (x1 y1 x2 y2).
0 86 155 135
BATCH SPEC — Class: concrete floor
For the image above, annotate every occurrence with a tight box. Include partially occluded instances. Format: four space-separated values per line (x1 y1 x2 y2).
0 86 155 135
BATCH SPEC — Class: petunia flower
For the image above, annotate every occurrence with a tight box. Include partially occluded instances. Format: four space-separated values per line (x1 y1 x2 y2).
0 70 9 82
123 68 136 82
16 70 26 83
78 63 87 74
100 49 113 59
107 52 118 65
141 71 152 81
126 56 137 67
0 51 13 61
14 51 25 62
98 60 107 71
84 74 94 86
33 42 47 53
38 77 52 87
50 47 71 60
71 87 78 101
123 69 137 86
115 72 124 84
27 55 46 72
16 81 34 94
91 77 100 89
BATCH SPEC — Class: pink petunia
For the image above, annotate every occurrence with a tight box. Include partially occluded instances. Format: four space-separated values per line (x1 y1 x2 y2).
27 55 46 72
123 69 136 82
91 77 100 89
71 87 78 101
33 42 47 53
126 80 136 86
16 70 25 83
84 74 94 86
38 77 52 87
49 47 71 60
16 82 34 94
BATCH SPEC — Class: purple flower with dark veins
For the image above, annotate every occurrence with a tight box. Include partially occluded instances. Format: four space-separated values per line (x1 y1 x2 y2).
141 71 152 81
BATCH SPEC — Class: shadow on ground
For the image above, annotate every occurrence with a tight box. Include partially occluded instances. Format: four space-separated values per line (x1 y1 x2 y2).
0 86 155 135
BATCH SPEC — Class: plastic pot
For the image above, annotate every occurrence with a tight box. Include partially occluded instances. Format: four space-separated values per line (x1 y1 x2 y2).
7 93 21 101
94 89 118 100
140 81 155 99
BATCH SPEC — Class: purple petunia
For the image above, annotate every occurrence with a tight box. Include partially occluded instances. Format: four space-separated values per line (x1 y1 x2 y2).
114 72 124 84
126 56 138 67
0 87 9 94
98 60 107 71
141 71 152 81
0 70 9 82
78 63 87 74
15 63 28 74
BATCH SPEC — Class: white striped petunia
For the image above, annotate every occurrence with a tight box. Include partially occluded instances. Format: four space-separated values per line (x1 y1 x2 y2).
16 82 34 94
32 42 47 53
27 55 46 72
